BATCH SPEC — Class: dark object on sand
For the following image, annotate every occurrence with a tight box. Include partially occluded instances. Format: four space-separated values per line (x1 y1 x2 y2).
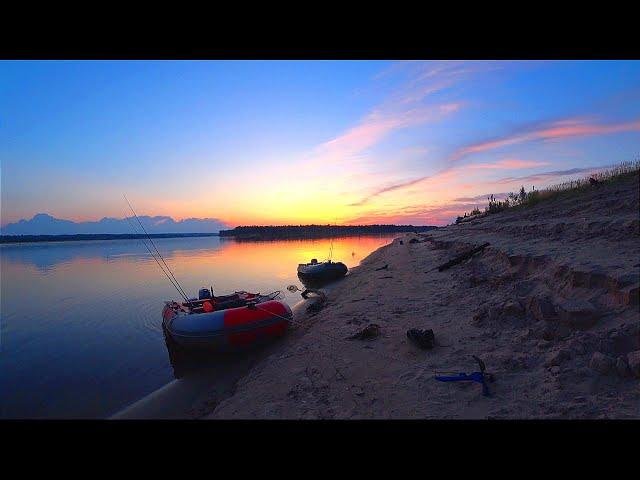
375 264 389 271
434 355 495 397
399 240 404 245
347 323 380 340
297 259 348 285
589 177 602 186
435 242 490 272
406 328 435 349
380 275 393 279
287 284 327 313
301 288 327 314
300 288 326 300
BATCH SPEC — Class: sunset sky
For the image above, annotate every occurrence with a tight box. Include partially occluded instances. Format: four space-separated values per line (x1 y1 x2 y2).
2 60 639 228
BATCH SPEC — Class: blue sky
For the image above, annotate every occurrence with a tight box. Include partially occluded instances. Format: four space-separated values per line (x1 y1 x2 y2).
1 60 639 227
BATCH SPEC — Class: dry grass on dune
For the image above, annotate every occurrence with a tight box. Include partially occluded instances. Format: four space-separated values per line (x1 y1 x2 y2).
457 159 640 223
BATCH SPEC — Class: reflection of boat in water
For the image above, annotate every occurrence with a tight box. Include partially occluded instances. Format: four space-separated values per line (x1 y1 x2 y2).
162 327 219 379
297 258 348 287
162 287 292 352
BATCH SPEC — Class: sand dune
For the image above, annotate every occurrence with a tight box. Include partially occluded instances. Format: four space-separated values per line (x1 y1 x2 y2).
205 173 639 419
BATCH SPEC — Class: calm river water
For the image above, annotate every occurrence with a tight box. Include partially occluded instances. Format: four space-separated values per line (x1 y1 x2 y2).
0 235 397 418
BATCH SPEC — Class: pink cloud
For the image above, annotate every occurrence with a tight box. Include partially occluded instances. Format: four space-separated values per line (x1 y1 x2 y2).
306 61 494 168
450 118 640 162
468 158 551 169
311 103 461 166
347 156 596 208
347 160 624 225
347 115 639 207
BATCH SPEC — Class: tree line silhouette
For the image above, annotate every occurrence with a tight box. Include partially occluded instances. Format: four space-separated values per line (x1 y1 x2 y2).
219 224 437 240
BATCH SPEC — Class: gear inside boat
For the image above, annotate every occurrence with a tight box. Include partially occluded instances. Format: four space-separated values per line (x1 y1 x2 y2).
162 288 291 351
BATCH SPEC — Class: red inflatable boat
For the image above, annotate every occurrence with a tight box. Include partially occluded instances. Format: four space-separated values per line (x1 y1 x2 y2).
162 290 292 350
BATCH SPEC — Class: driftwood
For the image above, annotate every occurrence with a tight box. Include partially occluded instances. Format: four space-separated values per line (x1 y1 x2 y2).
436 242 490 272
375 264 389 271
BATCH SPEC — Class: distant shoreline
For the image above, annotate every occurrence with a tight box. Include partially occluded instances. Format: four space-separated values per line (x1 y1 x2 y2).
0 225 439 244
219 224 437 240
0 233 220 244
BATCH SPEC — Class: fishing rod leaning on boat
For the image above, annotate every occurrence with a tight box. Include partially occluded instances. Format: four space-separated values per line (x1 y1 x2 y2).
123 195 293 353
124 195 193 306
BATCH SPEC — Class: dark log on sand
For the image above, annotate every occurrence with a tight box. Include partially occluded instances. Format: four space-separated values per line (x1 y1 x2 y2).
436 242 490 272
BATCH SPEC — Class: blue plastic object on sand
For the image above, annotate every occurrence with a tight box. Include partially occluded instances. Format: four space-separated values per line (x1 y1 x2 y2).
435 355 493 397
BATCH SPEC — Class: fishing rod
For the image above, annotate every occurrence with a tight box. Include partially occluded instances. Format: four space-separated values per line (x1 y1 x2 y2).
123 214 190 304
328 217 336 262
123 195 193 306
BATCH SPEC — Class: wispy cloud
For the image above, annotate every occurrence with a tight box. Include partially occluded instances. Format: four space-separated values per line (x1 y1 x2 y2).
306 61 495 167
347 175 436 207
387 61 500 106
347 159 497 207
348 164 469 207
467 158 550 169
450 117 640 162
348 115 640 207
453 192 510 203
312 103 460 166
492 165 614 185
345 164 615 226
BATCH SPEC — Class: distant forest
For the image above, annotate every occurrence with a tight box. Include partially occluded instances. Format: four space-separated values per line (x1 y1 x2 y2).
219 224 437 240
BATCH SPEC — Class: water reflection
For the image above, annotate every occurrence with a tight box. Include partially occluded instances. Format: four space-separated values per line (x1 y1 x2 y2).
0 237 226 272
0 234 397 418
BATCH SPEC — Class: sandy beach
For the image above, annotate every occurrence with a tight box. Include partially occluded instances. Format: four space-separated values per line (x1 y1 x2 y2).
198 172 639 419
114 172 639 420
